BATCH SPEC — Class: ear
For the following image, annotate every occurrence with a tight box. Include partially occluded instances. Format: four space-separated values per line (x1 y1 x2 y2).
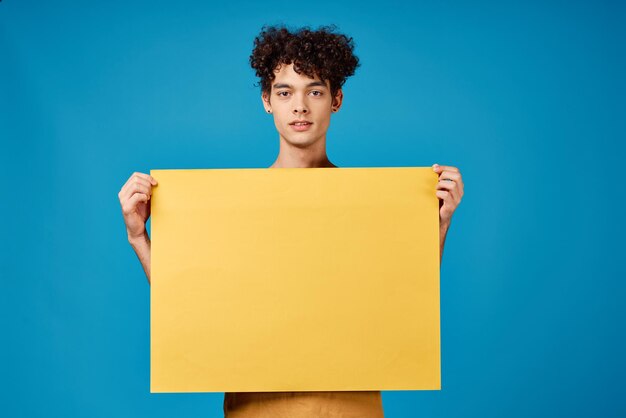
261 91 272 113
331 88 344 112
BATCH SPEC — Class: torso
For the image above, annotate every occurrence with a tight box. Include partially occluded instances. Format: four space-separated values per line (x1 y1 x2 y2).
226 167 382 417
224 391 384 418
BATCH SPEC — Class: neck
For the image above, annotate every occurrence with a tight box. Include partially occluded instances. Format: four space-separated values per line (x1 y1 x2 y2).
269 134 336 168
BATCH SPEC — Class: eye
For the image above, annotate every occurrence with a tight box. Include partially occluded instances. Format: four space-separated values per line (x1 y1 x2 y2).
277 91 289 97
310 90 323 96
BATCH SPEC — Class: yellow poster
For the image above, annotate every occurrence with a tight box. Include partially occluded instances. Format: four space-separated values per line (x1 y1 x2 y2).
150 167 440 393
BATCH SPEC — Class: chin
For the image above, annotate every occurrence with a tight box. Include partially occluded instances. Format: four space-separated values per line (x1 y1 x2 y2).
282 133 319 147
289 138 319 148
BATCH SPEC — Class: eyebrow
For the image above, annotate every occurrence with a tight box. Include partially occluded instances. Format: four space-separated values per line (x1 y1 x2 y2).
272 81 327 89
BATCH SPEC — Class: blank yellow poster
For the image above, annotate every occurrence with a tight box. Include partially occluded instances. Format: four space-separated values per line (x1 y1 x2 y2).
150 167 440 393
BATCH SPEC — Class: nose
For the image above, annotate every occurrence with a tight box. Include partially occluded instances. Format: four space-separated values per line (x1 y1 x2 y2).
292 95 309 115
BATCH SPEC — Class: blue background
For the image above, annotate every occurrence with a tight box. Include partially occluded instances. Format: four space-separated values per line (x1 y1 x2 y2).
1 0 624 417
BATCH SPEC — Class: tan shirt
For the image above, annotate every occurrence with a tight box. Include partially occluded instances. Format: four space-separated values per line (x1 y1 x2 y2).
224 391 384 418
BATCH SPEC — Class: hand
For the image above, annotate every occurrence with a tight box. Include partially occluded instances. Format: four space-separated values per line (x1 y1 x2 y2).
118 172 158 241
432 164 464 226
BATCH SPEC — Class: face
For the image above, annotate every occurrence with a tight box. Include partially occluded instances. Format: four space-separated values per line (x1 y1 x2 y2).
262 62 343 148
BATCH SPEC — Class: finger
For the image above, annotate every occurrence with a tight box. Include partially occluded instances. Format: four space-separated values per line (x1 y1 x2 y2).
456 180 464 199
119 184 149 207
119 179 152 203
432 164 459 173
436 180 458 191
132 171 158 185
439 172 464 194
437 191 455 218
435 190 450 200
122 172 158 191
436 179 461 200
438 181 462 203
439 170 462 182
120 172 154 192
119 174 149 201
121 193 149 215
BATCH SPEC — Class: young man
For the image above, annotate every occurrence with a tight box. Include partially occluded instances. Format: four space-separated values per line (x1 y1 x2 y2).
118 24 464 418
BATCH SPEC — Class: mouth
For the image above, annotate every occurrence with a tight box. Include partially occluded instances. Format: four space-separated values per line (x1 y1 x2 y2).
289 121 313 132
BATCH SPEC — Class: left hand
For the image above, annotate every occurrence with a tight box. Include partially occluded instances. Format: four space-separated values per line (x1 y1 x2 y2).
432 163 464 226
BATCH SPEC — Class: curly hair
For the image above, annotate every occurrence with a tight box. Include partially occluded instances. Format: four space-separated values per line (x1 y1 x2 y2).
249 24 360 99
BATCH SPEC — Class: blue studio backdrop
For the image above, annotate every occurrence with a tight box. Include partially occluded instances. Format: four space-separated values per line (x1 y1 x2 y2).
1 1 624 417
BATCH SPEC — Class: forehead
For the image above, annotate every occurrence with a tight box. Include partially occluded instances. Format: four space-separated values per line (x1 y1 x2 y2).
272 63 328 88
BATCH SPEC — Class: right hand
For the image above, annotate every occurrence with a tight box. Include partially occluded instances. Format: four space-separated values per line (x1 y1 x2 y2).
118 172 158 241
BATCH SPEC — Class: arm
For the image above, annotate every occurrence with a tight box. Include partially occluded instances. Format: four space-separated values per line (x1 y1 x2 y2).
129 232 152 285
432 163 463 266
118 171 158 286
439 220 450 265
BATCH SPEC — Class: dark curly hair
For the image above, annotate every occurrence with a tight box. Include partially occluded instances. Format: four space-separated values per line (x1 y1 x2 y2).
249 24 360 99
